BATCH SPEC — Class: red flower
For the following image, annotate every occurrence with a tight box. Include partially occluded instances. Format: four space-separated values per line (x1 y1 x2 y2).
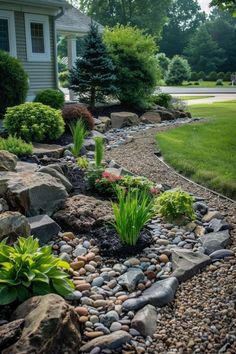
150 187 159 195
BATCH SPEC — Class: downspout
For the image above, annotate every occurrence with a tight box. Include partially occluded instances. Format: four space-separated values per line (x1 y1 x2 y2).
54 7 65 90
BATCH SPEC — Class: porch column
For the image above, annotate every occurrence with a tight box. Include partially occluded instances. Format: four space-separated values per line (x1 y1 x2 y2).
67 35 77 100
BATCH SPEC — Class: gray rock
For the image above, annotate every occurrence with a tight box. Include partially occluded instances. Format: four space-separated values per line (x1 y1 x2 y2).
193 201 208 215
131 305 157 337
110 112 139 129
110 322 122 332
73 245 87 257
171 248 211 282
38 167 72 192
60 244 73 254
101 311 119 328
65 290 82 301
33 143 65 158
92 277 104 287
0 198 9 213
210 249 234 261
0 150 17 171
28 214 61 245
199 230 231 255
118 268 145 291
0 211 30 243
123 277 178 311
208 218 232 233
80 331 132 352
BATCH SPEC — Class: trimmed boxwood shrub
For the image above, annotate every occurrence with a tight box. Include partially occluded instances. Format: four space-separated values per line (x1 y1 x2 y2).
34 89 65 109
0 51 28 118
62 104 95 130
4 103 65 142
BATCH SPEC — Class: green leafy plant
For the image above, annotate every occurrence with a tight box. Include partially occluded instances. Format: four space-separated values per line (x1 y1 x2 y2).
85 166 104 190
0 51 28 118
151 93 172 109
154 189 195 223
77 156 89 170
111 188 153 246
0 135 33 156
34 89 65 109
120 175 156 193
4 103 65 143
69 120 88 157
94 136 104 167
0 236 74 305
95 171 122 196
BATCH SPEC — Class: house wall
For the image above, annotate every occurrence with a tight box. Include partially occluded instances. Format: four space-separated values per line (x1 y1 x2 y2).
0 2 58 100
15 12 57 100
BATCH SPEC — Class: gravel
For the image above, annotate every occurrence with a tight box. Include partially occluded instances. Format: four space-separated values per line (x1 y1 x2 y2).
106 126 236 354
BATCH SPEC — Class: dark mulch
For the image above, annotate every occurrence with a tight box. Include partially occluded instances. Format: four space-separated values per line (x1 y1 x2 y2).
91 103 145 118
89 225 153 258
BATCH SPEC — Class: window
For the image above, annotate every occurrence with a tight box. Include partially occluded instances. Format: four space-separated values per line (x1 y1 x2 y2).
0 10 17 57
25 14 51 62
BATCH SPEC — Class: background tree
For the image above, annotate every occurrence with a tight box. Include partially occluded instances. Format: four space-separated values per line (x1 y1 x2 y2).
78 0 171 39
184 26 225 73
160 0 205 57
156 53 170 79
70 23 117 109
103 25 160 108
165 56 191 85
210 0 236 15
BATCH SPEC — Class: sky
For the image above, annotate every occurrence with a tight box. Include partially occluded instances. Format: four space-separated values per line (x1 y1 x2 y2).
198 0 211 13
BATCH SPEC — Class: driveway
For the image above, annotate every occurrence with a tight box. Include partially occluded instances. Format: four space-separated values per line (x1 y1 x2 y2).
173 93 236 105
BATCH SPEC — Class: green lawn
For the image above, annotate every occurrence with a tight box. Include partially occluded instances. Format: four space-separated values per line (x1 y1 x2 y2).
164 81 234 88
178 95 213 100
156 101 236 199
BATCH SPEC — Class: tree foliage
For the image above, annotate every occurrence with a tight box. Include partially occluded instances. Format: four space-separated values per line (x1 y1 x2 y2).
156 53 170 79
78 0 171 38
103 25 160 107
165 56 191 85
160 0 205 57
70 23 117 109
210 0 236 15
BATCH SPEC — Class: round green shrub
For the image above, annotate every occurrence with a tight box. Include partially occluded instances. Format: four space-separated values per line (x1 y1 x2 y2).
0 51 28 118
34 89 65 109
152 93 172 108
216 79 223 86
197 71 206 80
4 103 65 142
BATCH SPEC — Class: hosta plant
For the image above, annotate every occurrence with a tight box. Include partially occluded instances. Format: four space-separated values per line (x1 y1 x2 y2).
154 189 195 223
0 236 74 305
111 188 153 246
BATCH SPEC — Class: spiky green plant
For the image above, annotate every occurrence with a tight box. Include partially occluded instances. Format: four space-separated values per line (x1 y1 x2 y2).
94 136 104 167
0 236 74 305
111 188 153 246
69 119 88 157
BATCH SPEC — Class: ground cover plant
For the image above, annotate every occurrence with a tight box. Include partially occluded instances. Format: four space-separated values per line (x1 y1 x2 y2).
34 89 65 109
156 101 236 198
0 236 74 305
0 136 33 157
154 189 195 223
4 103 65 143
111 187 153 246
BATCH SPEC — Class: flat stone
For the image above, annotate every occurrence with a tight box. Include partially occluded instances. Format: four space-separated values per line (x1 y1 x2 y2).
28 214 61 245
33 143 65 158
202 211 223 222
210 249 234 261
16 162 38 173
199 230 231 255
118 268 145 292
123 277 178 311
0 211 30 243
208 218 232 233
110 112 139 129
80 330 132 352
171 248 211 282
131 305 157 337
38 166 72 192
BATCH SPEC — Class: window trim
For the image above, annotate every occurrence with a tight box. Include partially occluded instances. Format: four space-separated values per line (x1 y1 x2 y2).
25 13 51 62
0 10 17 57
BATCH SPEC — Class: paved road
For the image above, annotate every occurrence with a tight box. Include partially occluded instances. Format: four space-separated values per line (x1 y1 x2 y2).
173 93 236 105
159 86 236 94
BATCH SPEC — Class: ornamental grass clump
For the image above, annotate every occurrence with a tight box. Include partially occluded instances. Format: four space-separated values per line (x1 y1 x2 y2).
69 119 88 157
111 188 153 246
154 189 195 223
0 236 74 305
94 136 104 167
0 135 33 156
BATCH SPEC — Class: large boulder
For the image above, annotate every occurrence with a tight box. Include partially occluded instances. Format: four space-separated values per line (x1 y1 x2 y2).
171 248 211 282
0 172 68 216
0 319 25 352
0 211 30 242
3 294 81 354
199 230 231 255
141 111 162 124
0 151 17 172
38 166 72 192
53 194 113 232
155 110 175 121
110 112 139 128
28 214 61 245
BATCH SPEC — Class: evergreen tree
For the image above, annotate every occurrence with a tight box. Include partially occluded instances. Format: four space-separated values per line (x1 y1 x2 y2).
69 23 117 109
156 53 170 79
165 56 191 85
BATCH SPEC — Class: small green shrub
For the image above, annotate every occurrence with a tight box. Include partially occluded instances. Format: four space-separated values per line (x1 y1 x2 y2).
154 189 195 223
62 104 95 130
34 89 65 109
0 236 74 305
151 93 172 108
111 188 153 246
0 51 28 118
0 135 33 156
165 55 191 86
69 120 88 157
94 137 104 167
216 79 223 86
77 156 89 170
4 103 65 142
85 166 104 189
206 71 217 81
95 171 123 196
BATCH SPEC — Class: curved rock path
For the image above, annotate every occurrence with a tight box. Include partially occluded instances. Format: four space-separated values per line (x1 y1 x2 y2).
106 127 236 354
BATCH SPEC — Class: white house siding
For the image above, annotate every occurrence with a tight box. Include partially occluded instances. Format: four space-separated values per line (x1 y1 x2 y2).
14 11 57 100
